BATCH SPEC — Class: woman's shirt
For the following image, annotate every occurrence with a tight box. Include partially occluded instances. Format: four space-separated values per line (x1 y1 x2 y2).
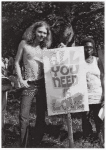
85 56 102 104
23 44 44 81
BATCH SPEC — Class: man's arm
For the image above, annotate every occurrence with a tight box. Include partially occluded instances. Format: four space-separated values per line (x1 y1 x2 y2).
97 58 104 106
15 40 24 81
15 40 29 88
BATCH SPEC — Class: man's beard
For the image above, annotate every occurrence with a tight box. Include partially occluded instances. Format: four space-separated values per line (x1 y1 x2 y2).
40 39 46 48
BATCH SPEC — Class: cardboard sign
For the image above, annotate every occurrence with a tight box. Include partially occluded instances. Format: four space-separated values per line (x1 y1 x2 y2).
43 47 89 116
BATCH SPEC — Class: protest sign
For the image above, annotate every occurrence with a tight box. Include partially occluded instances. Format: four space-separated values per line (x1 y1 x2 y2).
43 46 89 116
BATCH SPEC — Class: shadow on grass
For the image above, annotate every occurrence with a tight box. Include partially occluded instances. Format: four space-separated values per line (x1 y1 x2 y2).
3 123 20 148
3 98 103 148
3 122 102 148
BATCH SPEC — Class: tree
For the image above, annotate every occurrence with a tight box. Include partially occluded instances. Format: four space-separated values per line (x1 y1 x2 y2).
2 2 104 58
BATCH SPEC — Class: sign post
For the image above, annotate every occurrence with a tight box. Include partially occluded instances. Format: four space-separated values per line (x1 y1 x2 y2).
62 89 74 148
67 112 74 148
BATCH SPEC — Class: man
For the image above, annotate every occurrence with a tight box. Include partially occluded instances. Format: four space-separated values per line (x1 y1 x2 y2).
15 21 52 147
80 38 103 144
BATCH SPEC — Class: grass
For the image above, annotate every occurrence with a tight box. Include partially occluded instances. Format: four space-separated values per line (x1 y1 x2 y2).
3 92 103 148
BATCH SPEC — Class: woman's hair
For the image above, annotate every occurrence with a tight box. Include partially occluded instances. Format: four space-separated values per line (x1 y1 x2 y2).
80 37 96 52
22 21 52 48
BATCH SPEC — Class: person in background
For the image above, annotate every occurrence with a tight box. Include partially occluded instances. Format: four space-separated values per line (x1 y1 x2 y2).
80 38 104 143
15 21 52 147
2 58 12 146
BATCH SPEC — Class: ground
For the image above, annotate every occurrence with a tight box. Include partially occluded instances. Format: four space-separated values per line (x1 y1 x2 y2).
2 91 103 148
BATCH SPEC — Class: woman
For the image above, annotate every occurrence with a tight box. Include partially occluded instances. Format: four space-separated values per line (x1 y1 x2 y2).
80 38 103 141
15 21 52 147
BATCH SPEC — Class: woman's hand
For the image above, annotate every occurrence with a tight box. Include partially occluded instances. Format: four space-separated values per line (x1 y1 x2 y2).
58 43 66 48
19 79 29 88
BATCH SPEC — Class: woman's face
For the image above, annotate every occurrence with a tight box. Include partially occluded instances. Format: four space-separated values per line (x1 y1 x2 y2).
84 42 94 57
35 26 47 42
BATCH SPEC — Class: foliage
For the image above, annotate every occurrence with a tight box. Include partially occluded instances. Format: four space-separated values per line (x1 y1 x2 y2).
2 3 104 147
2 2 104 58
4 96 102 148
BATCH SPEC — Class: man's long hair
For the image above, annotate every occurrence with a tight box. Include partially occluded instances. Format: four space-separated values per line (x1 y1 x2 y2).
22 21 52 48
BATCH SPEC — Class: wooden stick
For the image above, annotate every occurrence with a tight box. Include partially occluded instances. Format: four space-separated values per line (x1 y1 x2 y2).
67 112 74 148
62 89 74 148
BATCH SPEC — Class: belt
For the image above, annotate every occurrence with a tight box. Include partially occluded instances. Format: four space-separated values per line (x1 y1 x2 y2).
27 78 45 86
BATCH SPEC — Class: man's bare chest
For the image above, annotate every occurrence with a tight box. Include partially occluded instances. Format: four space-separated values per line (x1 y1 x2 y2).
23 45 43 60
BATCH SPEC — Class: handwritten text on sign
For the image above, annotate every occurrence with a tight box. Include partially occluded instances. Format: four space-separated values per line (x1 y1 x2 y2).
51 65 79 88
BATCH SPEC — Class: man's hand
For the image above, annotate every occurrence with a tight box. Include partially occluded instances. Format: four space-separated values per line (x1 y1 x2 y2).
19 79 30 88
58 43 66 48
101 95 104 107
